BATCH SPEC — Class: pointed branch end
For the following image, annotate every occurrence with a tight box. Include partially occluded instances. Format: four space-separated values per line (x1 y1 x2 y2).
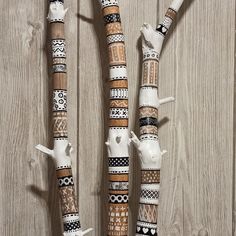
35 144 54 157
130 131 140 148
160 96 175 105
161 150 167 156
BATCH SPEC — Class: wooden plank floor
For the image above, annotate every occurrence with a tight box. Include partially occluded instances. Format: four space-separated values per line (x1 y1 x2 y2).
0 0 235 235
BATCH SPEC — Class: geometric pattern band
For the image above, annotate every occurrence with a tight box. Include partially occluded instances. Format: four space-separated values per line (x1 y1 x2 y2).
58 176 74 187
109 157 129 167
52 39 66 58
110 108 128 119
104 13 121 24
64 220 81 232
102 2 129 236
139 117 158 127
53 90 67 111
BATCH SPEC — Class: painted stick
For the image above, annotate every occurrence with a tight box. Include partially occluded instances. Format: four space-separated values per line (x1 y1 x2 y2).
98 0 129 235
36 1 92 235
130 0 184 235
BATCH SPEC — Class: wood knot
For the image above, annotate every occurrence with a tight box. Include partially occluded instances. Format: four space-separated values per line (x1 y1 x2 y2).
198 228 208 236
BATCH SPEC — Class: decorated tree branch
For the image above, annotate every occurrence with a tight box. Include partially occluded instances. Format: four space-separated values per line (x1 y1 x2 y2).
36 1 92 235
98 0 129 235
130 0 184 235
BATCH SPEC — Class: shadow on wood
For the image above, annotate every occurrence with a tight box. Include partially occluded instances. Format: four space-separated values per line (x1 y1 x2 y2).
26 1 63 235
77 0 110 234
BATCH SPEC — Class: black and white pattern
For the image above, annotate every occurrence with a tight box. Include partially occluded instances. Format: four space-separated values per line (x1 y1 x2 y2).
104 13 121 24
107 34 125 44
52 39 66 58
139 187 159 205
53 90 67 111
100 0 118 8
139 117 158 127
109 157 129 167
110 108 128 119
108 168 129 174
58 176 74 187
64 221 81 232
110 88 128 99
56 164 71 170
62 213 80 219
136 225 157 236
110 76 127 81
137 221 157 229
140 189 159 199
52 64 67 73
109 181 129 190
143 51 159 61
156 24 168 36
140 134 159 141
50 0 64 3
109 194 129 203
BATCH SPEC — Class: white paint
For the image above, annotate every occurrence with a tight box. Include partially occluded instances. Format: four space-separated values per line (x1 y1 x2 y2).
99 0 118 8
36 139 71 169
47 1 68 22
139 196 159 205
140 184 160 191
63 228 93 236
36 141 93 236
106 128 129 157
110 66 127 79
109 166 129 173
170 0 184 11
130 131 166 169
139 87 174 109
141 23 164 57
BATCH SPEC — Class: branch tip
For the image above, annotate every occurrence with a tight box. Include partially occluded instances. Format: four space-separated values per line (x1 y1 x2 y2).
35 144 54 157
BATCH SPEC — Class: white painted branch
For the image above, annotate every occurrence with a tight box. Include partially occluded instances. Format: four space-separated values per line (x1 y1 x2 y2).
133 1 184 235
36 1 93 235
130 131 164 169
47 1 68 22
98 0 130 235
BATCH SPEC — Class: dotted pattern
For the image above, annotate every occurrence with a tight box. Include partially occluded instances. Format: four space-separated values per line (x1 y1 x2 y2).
107 34 125 44
53 90 67 112
101 0 118 8
64 221 81 232
104 13 121 24
140 189 159 200
109 157 129 167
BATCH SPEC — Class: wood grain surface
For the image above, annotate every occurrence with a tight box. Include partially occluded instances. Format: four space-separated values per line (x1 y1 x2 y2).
0 0 235 235
0 0 78 235
158 0 235 236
